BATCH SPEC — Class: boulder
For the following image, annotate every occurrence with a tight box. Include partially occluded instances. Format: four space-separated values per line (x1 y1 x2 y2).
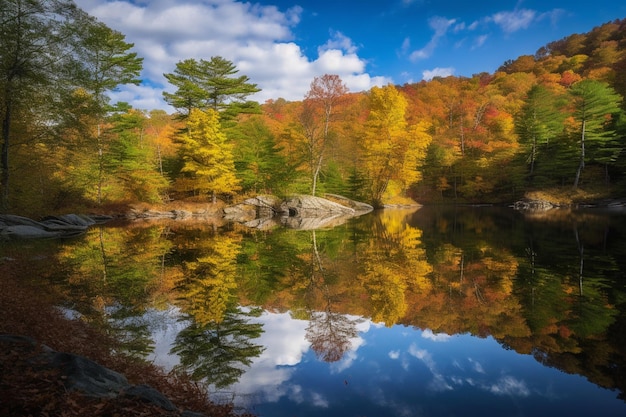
41 351 129 398
224 194 371 230
0 214 110 240
223 194 281 222
280 194 355 217
0 334 204 415
513 199 555 211
324 193 374 213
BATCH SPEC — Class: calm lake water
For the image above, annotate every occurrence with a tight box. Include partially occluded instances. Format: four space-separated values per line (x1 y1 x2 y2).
4 205 626 417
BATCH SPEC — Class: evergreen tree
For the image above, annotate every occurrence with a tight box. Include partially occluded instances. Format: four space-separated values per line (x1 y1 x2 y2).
177 108 240 202
163 56 260 121
569 80 622 188
515 85 566 178
229 116 292 195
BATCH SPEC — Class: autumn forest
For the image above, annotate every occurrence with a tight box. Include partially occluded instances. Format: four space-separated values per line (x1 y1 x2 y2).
3 1 626 216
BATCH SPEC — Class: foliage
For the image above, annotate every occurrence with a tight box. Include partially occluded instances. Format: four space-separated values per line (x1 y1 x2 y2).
163 56 260 121
361 85 432 207
0 250 255 417
6 15 626 213
176 108 240 201
567 79 622 188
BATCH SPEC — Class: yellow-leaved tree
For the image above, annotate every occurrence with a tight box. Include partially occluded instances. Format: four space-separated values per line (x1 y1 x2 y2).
177 108 240 202
362 85 431 207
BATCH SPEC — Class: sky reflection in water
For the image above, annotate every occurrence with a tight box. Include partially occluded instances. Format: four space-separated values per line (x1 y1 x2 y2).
148 307 625 417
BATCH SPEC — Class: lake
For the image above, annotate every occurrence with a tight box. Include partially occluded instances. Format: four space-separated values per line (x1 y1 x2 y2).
3 205 626 417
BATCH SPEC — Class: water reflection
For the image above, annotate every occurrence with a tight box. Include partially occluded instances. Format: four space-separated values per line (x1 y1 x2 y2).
5 206 626 416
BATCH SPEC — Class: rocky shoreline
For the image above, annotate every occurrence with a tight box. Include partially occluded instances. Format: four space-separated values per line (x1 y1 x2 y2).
1 194 375 239
3 195 626 240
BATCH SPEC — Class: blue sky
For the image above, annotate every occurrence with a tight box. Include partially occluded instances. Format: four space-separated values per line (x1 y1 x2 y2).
74 0 626 111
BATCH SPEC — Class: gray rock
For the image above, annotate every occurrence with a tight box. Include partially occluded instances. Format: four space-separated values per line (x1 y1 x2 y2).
224 194 281 222
280 213 355 230
280 194 355 217
123 384 177 411
42 351 129 398
513 199 555 211
324 193 374 212
0 214 106 239
2 334 192 412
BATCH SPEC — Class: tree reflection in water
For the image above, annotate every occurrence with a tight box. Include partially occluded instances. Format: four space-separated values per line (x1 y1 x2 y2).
171 306 265 388
14 205 626 411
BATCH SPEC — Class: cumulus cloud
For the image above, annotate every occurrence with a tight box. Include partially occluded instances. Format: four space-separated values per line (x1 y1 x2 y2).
74 0 388 111
421 329 452 342
422 67 454 80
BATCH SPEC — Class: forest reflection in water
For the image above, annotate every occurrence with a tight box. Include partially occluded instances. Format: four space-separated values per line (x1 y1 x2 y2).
9 205 626 416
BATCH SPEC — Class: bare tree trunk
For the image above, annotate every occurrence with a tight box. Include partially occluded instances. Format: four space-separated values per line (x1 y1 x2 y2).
1 99 11 211
574 119 586 189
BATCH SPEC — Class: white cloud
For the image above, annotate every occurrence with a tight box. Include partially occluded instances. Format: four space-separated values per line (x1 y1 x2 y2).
472 34 489 49
488 376 531 397
468 358 485 374
421 329 451 342
408 343 453 392
491 9 537 33
409 16 456 61
319 30 359 55
422 67 454 81
74 0 387 111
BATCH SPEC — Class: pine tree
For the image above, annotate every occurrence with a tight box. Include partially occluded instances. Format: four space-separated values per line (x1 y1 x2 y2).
163 56 260 121
569 80 622 188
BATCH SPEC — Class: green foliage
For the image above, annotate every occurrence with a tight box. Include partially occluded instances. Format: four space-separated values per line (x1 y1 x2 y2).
229 116 293 196
515 85 567 179
569 79 622 188
163 56 260 121
106 108 170 202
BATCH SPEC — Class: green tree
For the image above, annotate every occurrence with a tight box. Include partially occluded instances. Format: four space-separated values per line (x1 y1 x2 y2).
69 17 143 203
177 108 240 202
230 115 292 195
568 80 622 188
172 307 265 387
107 106 169 202
0 0 86 210
163 56 260 121
515 85 566 177
0 1 142 210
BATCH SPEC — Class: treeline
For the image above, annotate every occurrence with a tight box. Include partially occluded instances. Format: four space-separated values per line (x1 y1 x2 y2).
2 0 626 215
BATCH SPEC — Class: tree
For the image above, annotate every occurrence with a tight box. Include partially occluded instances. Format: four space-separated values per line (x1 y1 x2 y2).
0 0 143 210
515 85 566 176
0 0 86 210
229 115 292 195
568 80 622 188
163 56 260 121
302 74 348 195
106 106 169 202
362 85 431 207
69 18 142 204
177 108 240 202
